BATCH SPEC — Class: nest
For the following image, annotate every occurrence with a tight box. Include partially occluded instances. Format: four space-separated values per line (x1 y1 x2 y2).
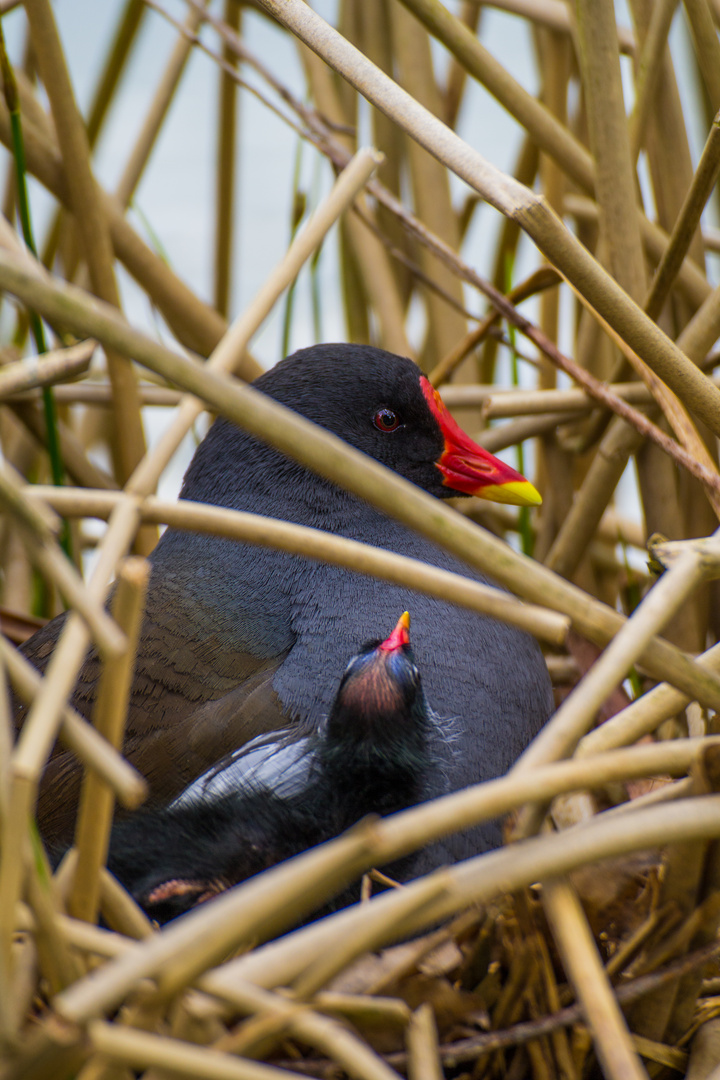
5 811 720 1080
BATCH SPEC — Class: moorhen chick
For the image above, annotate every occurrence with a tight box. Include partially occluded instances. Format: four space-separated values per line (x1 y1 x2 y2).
107 612 442 924
19 345 553 859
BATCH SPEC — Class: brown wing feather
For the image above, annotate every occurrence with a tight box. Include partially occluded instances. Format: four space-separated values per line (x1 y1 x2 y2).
18 582 295 845
35 657 290 844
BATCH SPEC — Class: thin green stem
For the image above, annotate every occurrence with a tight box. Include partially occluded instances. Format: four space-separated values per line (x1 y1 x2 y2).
0 21 70 558
130 197 170 265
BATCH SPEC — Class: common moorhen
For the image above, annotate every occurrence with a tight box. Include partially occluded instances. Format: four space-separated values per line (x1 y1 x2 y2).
107 612 441 923
19 345 553 857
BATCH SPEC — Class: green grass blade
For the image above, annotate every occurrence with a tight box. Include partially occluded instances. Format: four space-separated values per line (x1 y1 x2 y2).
0 21 71 559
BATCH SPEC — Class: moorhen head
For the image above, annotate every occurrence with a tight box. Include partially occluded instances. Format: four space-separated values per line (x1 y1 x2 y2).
20 344 553 861
185 345 541 507
108 613 440 924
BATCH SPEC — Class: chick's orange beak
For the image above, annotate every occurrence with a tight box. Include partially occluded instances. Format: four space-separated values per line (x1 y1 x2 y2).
379 611 411 652
420 377 542 507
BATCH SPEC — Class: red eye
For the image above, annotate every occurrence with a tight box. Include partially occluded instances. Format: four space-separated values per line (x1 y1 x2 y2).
373 408 400 432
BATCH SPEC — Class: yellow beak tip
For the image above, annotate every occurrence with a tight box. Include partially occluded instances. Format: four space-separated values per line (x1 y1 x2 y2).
478 480 543 507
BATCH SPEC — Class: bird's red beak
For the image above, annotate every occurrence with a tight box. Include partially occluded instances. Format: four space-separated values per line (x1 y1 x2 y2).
420 377 542 506
379 611 411 652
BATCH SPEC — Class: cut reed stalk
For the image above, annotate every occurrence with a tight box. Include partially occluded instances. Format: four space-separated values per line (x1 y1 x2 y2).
0 636 147 807
646 111 720 320
185 794 720 994
0 466 125 657
69 557 149 925
86 1021 314 1080
542 878 649 1080
25 486 571 645
0 340 94 399
406 1004 444 1080
213 0 241 318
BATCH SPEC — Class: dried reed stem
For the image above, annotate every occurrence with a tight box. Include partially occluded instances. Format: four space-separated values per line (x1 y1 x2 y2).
0 339 94 399
0 466 125 657
546 281 720 578
193 793 720 993
543 878 648 1080
23 0 147 488
22 369 720 416
225 878 450 1066
42 911 409 1080
293 874 450 1000
38 0 148 270
97 866 153 940
27 487 570 645
0 772 33 1042
390 3 467 361
646 110 720 319
9 398 118 491
575 0 647 302
628 0 679 160
87 1020 309 1080
298 47 413 357
0 77 236 363
8 382 180 406
213 0 241 317
516 541 713 770
400 0 595 193
407 1004 444 1080
0 636 147 807
683 0 720 107
210 978 405 1080
53 823 380 1023
69 557 149 924
442 378 696 414
9 492 141 954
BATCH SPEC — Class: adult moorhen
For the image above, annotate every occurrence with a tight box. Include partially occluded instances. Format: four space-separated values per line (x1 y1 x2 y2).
19 344 553 858
107 612 443 924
